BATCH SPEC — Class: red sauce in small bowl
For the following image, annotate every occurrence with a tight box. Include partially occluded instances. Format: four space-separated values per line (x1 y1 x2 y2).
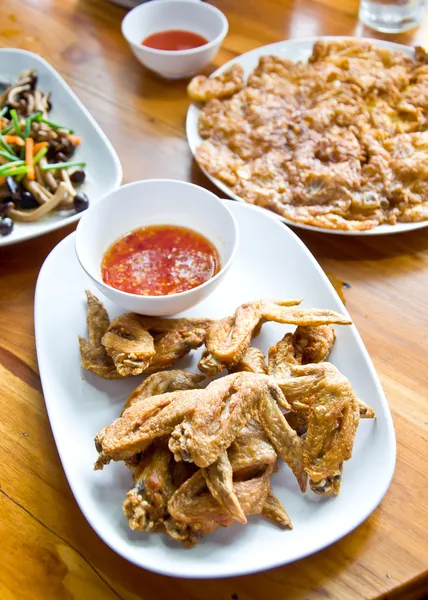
141 29 208 51
101 225 220 296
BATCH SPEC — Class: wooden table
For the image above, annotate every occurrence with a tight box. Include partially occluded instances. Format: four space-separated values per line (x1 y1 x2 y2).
1 1 428 598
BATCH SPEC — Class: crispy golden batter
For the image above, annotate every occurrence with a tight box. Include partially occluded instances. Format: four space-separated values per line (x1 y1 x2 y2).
169 374 262 465
194 40 428 230
163 427 285 546
102 313 156 377
94 299 375 544
261 491 292 529
167 463 273 532
124 370 204 411
294 325 336 364
228 420 277 475
202 451 247 524
168 373 309 491
266 325 376 495
268 327 374 428
268 332 298 378
287 363 365 495
144 329 206 374
188 64 245 102
200 299 350 375
79 294 210 379
230 346 267 374
78 291 121 379
94 389 203 468
123 441 176 532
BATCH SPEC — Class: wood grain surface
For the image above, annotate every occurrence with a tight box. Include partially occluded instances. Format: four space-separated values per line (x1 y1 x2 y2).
1 1 428 599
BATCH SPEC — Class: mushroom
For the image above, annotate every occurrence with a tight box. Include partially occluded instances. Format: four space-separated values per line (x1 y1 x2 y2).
22 91 35 116
58 168 76 209
34 89 50 117
9 182 72 222
34 165 46 188
6 83 31 109
18 70 37 89
41 91 51 115
0 70 37 108
22 179 52 204
45 91 52 111
39 157 58 192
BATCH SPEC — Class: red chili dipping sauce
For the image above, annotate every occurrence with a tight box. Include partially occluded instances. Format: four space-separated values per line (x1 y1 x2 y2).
141 30 208 51
101 225 221 296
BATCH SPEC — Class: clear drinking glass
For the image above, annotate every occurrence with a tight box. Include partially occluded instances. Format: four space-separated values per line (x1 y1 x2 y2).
359 0 427 33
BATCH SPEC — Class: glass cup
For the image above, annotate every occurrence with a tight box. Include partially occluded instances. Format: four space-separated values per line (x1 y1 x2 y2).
359 0 427 33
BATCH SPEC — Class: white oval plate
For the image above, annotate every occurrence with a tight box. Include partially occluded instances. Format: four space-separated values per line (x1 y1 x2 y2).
0 49 122 247
187 36 427 236
35 201 395 578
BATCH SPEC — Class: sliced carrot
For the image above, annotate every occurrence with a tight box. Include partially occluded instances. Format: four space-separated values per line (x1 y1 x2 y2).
25 137 35 180
3 135 25 147
67 134 81 146
0 176 5 185
33 141 49 155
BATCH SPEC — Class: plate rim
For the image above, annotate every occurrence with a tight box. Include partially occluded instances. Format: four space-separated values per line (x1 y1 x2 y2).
0 48 123 247
186 35 427 237
35 200 396 578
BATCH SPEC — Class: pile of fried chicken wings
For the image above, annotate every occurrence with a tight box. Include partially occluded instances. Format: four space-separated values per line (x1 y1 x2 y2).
80 292 375 546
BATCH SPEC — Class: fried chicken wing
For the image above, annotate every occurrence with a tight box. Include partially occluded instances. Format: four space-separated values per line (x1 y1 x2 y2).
122 441 176 532
199 299 349 375
169 373 308 491
169 373 260 466
230 346 267 374
268 332 298 378
200 303 262 375
268 326 370 423
124 370 204 411
257 382 307 492
227 420 277 475
188 64 245 102
167 463 273 533
261 304 352 327
291 363 366 495
79 295 211 379
144 329 206 374
94 389 203 468
93 296 376 544
78 291 121 379
102 313 155 377
294 325 336 363
201 417 284 526
203 451 247 524
261 491 292 529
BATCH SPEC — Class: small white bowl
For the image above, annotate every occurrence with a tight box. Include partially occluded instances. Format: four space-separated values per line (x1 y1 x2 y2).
121 0 228 79
75 179 238 316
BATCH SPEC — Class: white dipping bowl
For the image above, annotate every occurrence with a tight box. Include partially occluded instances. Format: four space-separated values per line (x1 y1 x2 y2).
121 0 228 79
75 179 238 316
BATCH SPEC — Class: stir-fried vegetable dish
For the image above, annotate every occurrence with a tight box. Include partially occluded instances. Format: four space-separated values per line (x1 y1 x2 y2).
0 69 88 236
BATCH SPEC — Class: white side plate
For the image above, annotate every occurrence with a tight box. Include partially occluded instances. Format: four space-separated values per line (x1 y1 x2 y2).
35 201 395 578
0 49 122 246
186 36 427 236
